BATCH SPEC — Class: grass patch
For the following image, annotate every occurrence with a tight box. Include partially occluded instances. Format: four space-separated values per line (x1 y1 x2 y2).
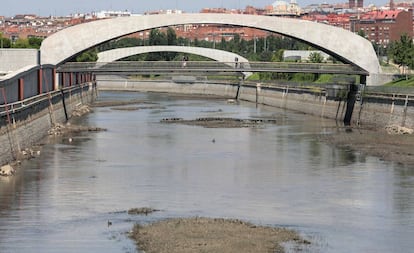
385 76 414 87
314 74 333 83
246 72 261 81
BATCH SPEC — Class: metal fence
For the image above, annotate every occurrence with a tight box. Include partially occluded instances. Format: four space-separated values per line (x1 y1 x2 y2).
58 61 366 75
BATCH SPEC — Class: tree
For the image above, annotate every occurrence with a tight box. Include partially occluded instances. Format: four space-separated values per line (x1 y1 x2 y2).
149 29 167 46
0 33 11 48
12 38 30 48
357 29 366 38
193 38 200 47
28 37 43 49
166 27 177 45
230 34 241 53
115 37 141 48
308 52 324 63
177 37 189 47
307 52 324 81
271 49 284 62
76 49 98 62
389 33 414 76
146 29 169 61
4 37 43 49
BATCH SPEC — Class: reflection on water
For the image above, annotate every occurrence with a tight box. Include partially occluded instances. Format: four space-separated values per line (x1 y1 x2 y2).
0 91 413 253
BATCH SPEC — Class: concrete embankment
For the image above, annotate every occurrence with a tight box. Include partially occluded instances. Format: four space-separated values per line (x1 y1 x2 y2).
0 83 96 167
97 77 414 130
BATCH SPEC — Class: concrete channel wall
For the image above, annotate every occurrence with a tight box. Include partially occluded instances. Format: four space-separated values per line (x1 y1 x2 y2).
355 93 414 128
2 76 409 166
0 83 96 166
98 77 414 130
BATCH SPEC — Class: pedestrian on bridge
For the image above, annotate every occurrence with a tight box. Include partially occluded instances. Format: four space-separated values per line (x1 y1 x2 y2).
182 55 188 68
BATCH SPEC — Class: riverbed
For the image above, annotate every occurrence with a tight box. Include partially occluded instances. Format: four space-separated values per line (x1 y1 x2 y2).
0 91 413 253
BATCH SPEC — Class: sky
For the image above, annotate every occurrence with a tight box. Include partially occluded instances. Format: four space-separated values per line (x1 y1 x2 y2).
2 0 389 17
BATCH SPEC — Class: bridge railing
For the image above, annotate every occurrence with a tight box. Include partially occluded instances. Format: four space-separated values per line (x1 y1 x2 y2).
57 61 367 75
59 61 231 72
0 83 92 128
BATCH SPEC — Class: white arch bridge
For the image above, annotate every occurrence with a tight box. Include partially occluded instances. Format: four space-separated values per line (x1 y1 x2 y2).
41 13 381 85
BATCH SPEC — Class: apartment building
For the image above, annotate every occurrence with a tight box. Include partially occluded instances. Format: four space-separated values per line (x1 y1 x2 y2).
351 9 413 45
0 1 412 45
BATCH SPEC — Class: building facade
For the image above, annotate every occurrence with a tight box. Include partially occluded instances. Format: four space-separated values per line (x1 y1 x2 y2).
0 1 413 46
351 9 413 45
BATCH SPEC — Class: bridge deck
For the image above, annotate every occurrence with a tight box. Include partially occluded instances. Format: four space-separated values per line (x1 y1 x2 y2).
57 61 369 76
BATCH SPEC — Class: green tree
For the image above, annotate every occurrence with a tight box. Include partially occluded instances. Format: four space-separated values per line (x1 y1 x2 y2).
116 37 141 48
166 27 177 45
308 52 324 63
193 38 200 47
0 33 11 48
307 52 324 81
76 49 98 62
357 29 366 38
219 37 227 51
28 37 43 49
12 38 30 48
147 29 168 61
149 29 167 46
390 34 412 67
229 33 241 53
389 33 414 76
271 49 284 62
177 37 189 47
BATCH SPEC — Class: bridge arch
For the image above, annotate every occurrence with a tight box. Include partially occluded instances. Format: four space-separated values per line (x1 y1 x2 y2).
40 13 380 77
97 45 252 76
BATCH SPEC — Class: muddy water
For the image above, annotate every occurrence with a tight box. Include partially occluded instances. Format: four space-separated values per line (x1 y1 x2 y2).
0 91 413 253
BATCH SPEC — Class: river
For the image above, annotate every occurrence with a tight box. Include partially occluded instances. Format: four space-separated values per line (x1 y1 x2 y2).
0 91 413 253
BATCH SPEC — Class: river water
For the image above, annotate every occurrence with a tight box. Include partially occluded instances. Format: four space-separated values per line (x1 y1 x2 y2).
0 91 413 253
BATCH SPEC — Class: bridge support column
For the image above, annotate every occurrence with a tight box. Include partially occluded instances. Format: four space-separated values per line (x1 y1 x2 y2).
236 75 244 101
60 73 65 88
53 68 58 91
343 75 365 126
61 89 68 122
18 78 24 101
38 68 43 95
256 83 261 105
69 73 73 87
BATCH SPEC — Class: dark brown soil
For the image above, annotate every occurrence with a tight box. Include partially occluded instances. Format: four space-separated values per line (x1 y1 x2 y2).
161 117 277 128
320 127 414 166
48 123 106 136
127 207 159 215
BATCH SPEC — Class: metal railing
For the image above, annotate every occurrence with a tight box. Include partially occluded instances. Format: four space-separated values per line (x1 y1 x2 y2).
0 83 91 124
57 61 367 75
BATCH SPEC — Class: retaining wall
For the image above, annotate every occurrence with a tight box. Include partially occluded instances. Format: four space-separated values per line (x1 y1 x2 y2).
98 77 413 130
2 76 409 166
98 78 348 122
0 83 96 166
354 93 414 128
